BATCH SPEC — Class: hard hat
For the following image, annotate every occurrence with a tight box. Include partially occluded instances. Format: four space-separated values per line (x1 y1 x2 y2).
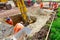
6 18 10 20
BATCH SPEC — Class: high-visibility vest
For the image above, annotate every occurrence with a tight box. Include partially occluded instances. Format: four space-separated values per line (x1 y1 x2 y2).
53 2 58 9
14 23 24 34
53 4 57 9
40 2 43 8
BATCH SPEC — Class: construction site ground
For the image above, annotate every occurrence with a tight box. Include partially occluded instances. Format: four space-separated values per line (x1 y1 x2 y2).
27 6 54 36
0 3 54 39
0 8 20 18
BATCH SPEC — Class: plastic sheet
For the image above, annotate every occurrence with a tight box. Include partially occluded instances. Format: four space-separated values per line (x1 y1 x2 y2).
3 27 31 40
0 22 13 39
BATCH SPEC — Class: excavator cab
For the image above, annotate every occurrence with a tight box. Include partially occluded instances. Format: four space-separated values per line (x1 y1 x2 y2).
0 0 12 10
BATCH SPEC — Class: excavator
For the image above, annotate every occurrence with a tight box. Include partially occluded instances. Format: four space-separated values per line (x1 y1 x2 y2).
0 0 36 25
0 0 36 39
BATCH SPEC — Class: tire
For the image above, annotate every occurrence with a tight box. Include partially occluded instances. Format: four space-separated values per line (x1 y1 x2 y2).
6 4 12 10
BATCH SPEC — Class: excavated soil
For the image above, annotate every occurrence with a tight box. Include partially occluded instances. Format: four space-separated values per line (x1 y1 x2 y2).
10 14 22 26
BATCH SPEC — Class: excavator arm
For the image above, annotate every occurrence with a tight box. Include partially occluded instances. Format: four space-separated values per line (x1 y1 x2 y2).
0 0 8 3
13 0 29 24
13 0 36 24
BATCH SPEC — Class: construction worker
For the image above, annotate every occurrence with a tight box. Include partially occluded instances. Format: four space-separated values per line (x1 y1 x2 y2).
40 2 43 9
53 2 58 11
14 22 24 34
6 17 13 25
27 0 31 6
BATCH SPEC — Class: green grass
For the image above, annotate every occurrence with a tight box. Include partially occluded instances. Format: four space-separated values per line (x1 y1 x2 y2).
57 7 60 17
57 12 60 17
57 7 60 11
49 7 60 40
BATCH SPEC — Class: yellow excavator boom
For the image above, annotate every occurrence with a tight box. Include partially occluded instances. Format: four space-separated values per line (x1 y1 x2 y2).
13 0 29 23
0 0 8 3
13 0 36 24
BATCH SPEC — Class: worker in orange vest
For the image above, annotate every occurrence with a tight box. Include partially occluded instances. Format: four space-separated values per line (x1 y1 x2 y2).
6 17 13 25
53 2 58 11
14 22 24 34
27 0 31 6
40 2 43 9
